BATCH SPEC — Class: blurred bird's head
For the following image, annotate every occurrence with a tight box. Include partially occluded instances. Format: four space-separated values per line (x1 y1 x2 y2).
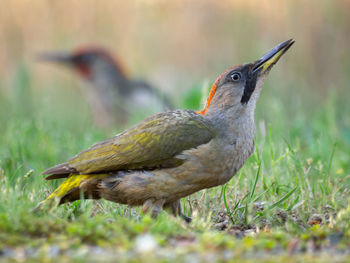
198 39 295 118
38 46 128 83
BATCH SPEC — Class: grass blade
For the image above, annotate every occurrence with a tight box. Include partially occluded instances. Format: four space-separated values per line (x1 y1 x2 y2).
250 162 261 200
267 186 298 211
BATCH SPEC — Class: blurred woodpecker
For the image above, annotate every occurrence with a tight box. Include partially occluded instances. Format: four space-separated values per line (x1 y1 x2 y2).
38 47 173 128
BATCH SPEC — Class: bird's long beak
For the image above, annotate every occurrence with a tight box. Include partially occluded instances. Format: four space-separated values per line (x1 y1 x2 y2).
253 39 295 74
36 52 74 65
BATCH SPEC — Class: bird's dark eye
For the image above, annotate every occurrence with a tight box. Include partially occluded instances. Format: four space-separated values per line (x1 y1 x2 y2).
231 72 242 82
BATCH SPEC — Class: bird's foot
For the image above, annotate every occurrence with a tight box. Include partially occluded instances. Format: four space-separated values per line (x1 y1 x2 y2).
142 198 165 219
166 200 192 223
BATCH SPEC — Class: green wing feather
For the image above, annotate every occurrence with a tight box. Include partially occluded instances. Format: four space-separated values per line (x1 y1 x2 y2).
43 110 216 176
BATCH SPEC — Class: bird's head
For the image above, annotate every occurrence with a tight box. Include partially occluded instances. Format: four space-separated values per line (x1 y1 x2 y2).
197 39 295 117
37 46 128 81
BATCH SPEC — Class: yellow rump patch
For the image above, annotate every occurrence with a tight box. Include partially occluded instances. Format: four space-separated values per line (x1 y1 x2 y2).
45 174 107 201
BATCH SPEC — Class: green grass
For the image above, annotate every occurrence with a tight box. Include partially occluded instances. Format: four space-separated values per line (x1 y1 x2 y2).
0 65 350 262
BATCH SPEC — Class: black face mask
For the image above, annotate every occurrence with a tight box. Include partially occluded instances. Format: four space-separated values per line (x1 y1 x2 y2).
241 67 258 104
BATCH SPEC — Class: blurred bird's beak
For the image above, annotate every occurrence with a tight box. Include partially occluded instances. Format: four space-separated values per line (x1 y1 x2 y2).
253 39 295 74
36 52 74 65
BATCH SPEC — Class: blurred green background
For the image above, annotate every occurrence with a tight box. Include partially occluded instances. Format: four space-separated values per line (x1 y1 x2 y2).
0 0 349 123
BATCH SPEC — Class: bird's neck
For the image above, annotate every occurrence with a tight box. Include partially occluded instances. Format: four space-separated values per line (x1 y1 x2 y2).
202 82 263 138
203 100 257 145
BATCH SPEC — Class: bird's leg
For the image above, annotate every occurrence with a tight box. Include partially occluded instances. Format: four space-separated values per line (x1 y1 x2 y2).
167 200 192 223
168 199 181 216
151 199 165 219
142 199 153 214
142 198 165 219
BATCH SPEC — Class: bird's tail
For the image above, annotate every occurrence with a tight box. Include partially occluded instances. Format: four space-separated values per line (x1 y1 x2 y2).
34 174 109 211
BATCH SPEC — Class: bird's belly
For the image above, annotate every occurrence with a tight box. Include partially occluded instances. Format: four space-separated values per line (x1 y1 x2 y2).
98 169 217 205
98 140 253 205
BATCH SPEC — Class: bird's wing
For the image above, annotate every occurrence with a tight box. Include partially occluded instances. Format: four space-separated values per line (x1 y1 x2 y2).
42 110 216 177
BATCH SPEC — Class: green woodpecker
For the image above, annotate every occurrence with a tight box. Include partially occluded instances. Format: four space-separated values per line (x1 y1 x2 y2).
38 40 295 221
37 47 173 128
